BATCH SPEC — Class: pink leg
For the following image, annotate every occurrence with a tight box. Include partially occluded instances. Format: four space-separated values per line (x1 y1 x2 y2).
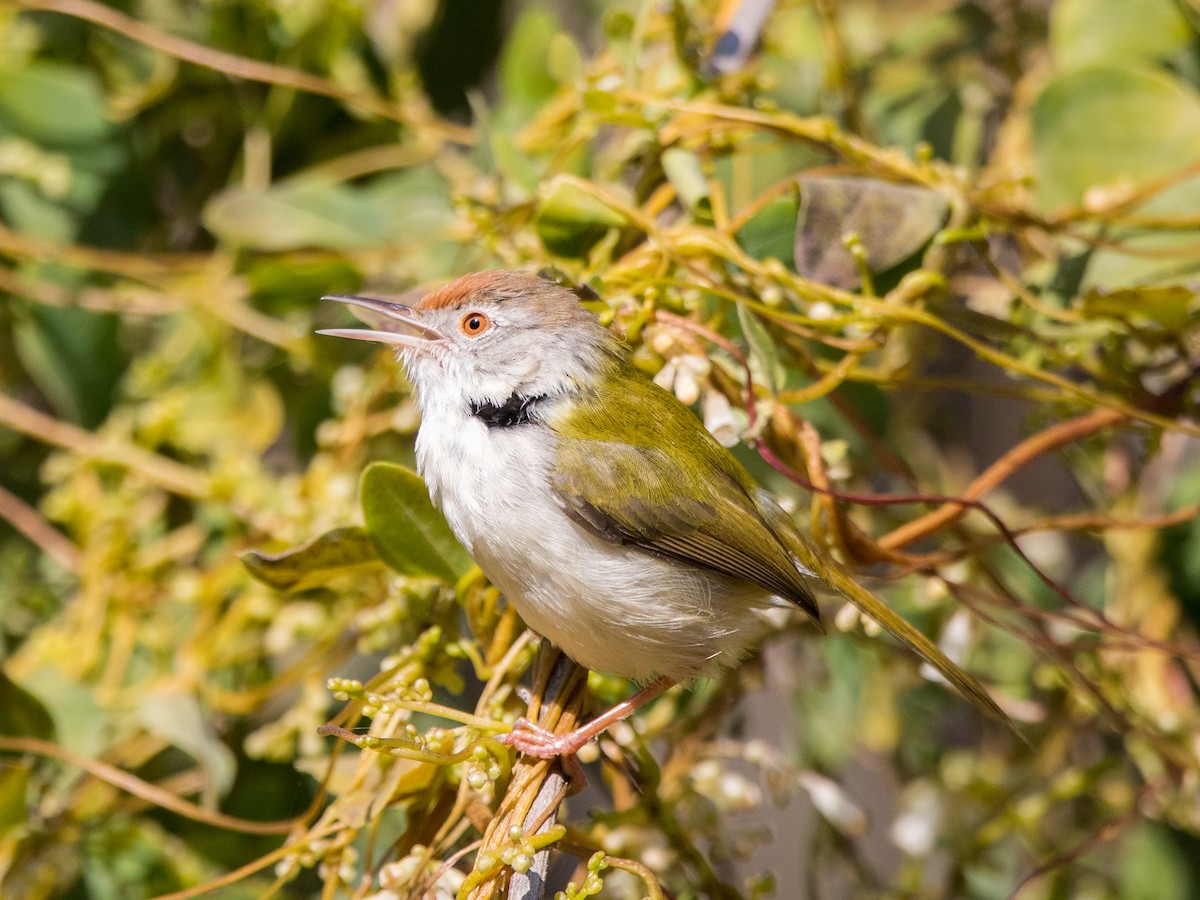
499 677 675 760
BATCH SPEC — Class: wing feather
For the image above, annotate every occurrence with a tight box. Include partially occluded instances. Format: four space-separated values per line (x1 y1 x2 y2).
550 440 819 619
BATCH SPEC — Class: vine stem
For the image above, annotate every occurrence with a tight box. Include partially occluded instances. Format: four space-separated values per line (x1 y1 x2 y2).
507 652 577 899
0 481 79 573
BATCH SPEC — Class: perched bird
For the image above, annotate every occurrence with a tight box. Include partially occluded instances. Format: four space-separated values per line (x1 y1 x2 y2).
320 270 1006 758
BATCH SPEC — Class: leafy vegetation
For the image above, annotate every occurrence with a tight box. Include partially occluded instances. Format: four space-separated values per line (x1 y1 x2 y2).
2 1 1200 897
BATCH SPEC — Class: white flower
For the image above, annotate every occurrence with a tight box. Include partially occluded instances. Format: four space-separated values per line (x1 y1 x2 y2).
703 390 739 447
891 781 943 856
798 771 867 836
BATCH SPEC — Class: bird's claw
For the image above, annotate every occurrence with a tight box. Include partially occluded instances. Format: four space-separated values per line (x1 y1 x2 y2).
498 717 590 759
499 718 589 792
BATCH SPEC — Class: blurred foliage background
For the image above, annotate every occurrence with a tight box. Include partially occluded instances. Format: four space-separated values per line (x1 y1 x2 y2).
2 0 1200 897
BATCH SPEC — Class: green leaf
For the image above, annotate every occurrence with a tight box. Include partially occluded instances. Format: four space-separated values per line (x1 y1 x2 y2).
737 302 784 395
1081 224 1200 289
240 526 382 592
736 193 799 267
203 168 452 251
1120 822 1195 900
534 178 629 258
13 304 126 428
0 671 55 741
1051 0 1191 70
547 32 584 84
137 692 237 803
1081 286 1195 331
661 148 712 221
0 62 113 146
0 181 77 241
203 179 384 250
498 8 562 107
1032 66 1200 212
14 666 103 756
245 256 361 313
360 462 473 582
0 764 30 836
795 176 949 289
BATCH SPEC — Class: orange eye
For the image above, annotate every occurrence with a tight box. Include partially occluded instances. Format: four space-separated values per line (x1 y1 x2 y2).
460 312 491 336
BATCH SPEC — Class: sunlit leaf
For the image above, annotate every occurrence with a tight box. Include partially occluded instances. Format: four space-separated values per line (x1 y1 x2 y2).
360 462 473 582
1032 66 1200 211
137 692 237 802
16 667 104 756
1081 286 1195 331
1051 0 1191 69
498 8 561 107
241 526 382 592
203 179 385 250
0 62 113 145
0 181 77 241
661 148 712 221
203 168 452 251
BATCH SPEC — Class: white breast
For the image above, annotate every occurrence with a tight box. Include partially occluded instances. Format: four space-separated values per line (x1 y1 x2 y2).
414 402 775 682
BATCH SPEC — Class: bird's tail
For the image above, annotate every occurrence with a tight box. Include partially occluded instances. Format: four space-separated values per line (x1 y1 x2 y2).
787 530 1015 730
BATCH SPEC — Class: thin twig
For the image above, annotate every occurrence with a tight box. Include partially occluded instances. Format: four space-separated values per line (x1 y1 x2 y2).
0 481 80 573
0 393 210 498
0 735 300 834
878 407 1129 550
17 0 472 143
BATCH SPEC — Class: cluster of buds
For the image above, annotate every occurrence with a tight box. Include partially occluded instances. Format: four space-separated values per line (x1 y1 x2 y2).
646 324 743 447
274 837 357 884
558 851 610 898
327 676 434 712
463 743 503 793
472 823 565 879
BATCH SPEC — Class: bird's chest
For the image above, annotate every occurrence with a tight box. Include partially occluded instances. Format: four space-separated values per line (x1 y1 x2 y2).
415 411 562 559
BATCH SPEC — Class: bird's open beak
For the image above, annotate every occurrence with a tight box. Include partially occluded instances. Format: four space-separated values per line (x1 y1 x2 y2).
317 294 444 350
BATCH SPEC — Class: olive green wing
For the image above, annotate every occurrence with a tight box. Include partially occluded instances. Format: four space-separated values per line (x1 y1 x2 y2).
547 373 818 619
755 492 1014 728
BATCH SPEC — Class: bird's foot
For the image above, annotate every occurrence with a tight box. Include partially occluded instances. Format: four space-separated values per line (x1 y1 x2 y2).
499 719 589 791
498 717 592 759
497 678 676 795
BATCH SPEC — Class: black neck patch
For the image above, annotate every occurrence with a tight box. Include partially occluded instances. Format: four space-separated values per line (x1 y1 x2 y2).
470 393 546 428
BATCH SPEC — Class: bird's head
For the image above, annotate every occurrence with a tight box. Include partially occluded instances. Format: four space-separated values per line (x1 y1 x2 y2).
319 270 613 410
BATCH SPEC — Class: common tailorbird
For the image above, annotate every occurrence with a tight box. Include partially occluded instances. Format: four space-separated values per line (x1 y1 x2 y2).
320 270 1006 758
